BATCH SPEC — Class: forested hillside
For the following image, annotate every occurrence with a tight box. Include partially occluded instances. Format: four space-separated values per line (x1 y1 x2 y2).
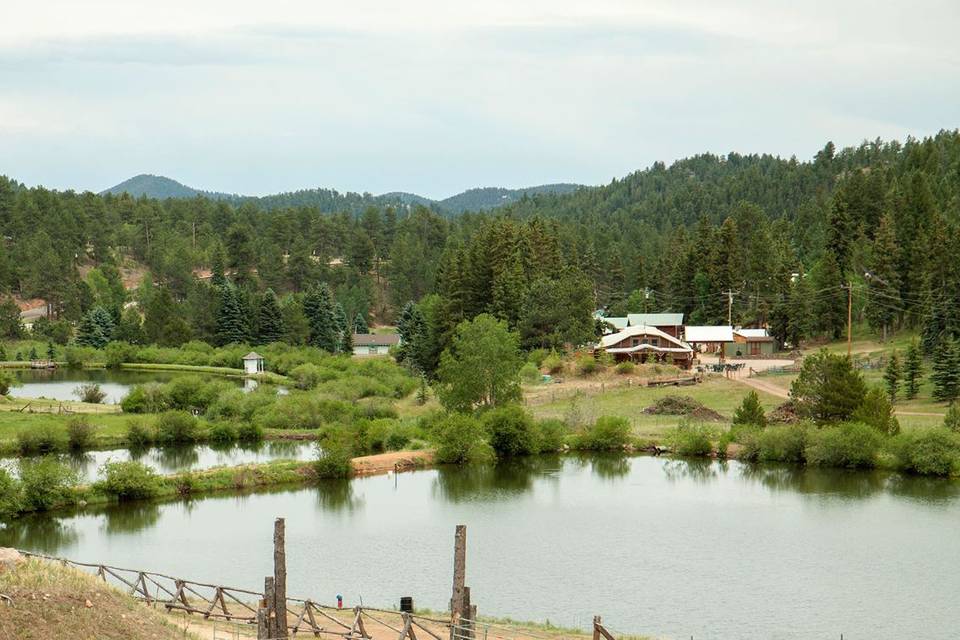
2 130 959 377
101 174 237 201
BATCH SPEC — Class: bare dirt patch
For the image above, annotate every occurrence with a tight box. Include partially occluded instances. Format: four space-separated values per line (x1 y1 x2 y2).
642 395 725 421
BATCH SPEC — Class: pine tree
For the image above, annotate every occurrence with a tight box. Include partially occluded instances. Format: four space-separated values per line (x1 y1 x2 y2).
75 311 108 349
257 289 284 345
812 253 846 339
353 312 369 334
786 270 813 347
46 342 56 360
333 303 349 352
904 339 923 399
28 346 38 360
931 338 960 403
89 305 115 341
215 286 250 346
732 390 767 428
944 402 960 433
210 242 228 287
883 351 901 402
303 284 338 352
865 213 901 339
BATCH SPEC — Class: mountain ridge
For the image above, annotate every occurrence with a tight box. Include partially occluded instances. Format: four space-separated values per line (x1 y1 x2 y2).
100 174 583 214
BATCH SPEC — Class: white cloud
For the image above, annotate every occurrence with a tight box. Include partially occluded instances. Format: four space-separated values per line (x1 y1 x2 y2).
1 1 958 198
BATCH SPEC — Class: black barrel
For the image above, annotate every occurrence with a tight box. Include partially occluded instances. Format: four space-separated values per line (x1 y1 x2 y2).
400 596 414 613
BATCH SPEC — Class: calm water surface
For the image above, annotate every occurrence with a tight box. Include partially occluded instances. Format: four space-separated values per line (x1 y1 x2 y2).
3 455 958 640
8 368 245 404
0 440 316 483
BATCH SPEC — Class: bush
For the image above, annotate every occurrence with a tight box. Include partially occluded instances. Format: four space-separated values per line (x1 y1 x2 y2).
577 416 631 450
482 405 540 457
615 361 636 375
852 388 900 436
17 425 64 455
289 363 328 390
537 419 567 452
740 423 807 462
208 421 238 444
314 438 353 479
17 457 78 511
519 362 541 385
73 383 107 404
890 428 960 476
434 413 494 464
542 352 564 374
575 355 599 376
155 410 199 444
66 416 96 450
804 422 882 468
104 341 138 368
125 419 156 447
0 370 17 395
664 421 714 457
236 422 264 443
945 403 960 433
96 461 161 500
63 346 97 369
527 348 549 368
0 468 21 518
121 383 167 414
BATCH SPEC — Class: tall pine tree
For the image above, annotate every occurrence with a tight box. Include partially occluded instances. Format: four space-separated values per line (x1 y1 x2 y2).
257 289 284 345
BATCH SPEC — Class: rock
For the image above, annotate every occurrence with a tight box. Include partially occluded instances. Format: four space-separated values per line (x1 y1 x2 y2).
0 548 22 572
85 599 93 608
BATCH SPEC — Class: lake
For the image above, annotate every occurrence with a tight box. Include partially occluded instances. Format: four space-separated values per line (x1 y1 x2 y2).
2 455 957 639
7 368 246 404
0 440 316 483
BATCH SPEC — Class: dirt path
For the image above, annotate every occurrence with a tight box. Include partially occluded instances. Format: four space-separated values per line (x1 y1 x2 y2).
351 450 434 476
737 378 946 417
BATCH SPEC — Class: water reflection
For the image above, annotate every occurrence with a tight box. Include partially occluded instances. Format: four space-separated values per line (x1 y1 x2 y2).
101 502 162 535
432 456 561 503
662 457 720 483
316 479 362 512
0 515 78 552
569 452 633 480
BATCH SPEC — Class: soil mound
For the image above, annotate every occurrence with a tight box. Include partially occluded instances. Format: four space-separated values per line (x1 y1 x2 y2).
643 395 725 421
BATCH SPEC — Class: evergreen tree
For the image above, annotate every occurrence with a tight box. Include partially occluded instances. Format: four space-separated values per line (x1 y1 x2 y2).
89 305 115 341
46 342 56 360
786 270 813 347
256 289 285 345
944 403 960 433
215 286 250 346
353 312 369 334
903 339 923 400
303 284 338 352
333 302 349 352
75 310 108 349
28 346 38 360
732 390 767 428
883 351 901 402
114 307 147 344
865 213 901 339
210 242 228 287
930 338 960 403
812 253 846 339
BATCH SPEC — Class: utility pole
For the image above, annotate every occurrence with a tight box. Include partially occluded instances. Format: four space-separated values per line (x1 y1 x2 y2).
725 290 735 325
846 282 852 358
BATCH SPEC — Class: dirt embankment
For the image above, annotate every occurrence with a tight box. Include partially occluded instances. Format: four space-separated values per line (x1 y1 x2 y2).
351 450 434 476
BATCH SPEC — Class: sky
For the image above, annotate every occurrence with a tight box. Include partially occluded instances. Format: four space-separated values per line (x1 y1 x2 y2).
1 1 959 199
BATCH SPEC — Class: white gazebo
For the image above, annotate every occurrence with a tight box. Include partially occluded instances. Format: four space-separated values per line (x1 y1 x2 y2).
242 351 265 375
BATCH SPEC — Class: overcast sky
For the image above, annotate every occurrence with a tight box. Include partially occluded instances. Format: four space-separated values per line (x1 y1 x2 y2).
2 1 958 199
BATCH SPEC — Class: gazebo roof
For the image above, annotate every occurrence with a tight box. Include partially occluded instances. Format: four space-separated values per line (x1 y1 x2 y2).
242 352 264 360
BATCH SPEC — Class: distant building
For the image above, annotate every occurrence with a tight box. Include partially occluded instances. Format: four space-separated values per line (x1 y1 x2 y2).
727 328 776 357
242 352 265 375
625 313 685 338
684 326 734 354
597 325 694 369
353 333 401 356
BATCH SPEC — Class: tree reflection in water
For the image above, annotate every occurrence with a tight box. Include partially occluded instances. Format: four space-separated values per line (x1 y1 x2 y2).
101 501 162 535
151 445 200 473
0 515 79 552
662 457 720 483
316 478 362 512
432 455 562 503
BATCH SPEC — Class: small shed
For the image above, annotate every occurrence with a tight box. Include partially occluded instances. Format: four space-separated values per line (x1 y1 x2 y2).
684 326 734 354
242 351 265 375
725 329 776 357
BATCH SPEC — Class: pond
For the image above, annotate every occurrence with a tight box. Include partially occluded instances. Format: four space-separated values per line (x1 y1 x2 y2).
7 368 245 404
0 440 317 483
2 455 958 640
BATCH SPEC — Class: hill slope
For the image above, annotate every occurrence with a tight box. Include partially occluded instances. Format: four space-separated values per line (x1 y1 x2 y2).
100 174 236 200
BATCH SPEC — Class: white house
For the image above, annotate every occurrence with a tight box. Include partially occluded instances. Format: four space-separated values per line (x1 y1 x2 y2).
683 326 734 353
352 333 401 356
242 351 265 375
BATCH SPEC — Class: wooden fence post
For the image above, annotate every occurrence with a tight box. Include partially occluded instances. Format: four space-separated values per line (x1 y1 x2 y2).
262 576 276 640
274 518 288 639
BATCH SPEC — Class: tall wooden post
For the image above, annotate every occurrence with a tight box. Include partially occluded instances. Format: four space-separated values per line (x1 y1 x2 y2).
847 283 853 358
262 576 276 640
273 518 288 639
451 525 466 617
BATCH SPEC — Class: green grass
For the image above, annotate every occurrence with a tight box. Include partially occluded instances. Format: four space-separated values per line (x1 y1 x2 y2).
0 411 132 454
527 377 783 442
119 362 245 375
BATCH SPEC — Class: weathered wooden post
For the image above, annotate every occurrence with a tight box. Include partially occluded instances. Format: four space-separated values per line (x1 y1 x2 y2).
261 576 276 640
273 517 288 639
450 525 476 640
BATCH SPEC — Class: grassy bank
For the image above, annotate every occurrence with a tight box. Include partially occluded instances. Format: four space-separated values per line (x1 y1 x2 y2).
0 555 201 640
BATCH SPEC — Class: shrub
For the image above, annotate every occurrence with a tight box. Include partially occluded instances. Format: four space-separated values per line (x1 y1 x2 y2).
537 419 567 452
804 422 882 468
236 422 264 443
0 468 21 518
790 349 866 423
125 419 156 447
542 352 564 374
64 346 97 369
17 457 78 511
208 421 238 444
0 370 17 395
482 405 540 457
356 398 399 420
17 425 63 455
314 438 353 479
73 383 107 404
575 355 599 376
527 348 549 368
121 383 167 414
615 361 636 375
732 391 767 428
665 421 714 457
66 416 96 450
289 363 327 390
174 471 198 496
852 388 900 436
944 403 960 433
519 362 541 385
96 461 161 500
434 413 494 464
104 341 139 368
577 416 631 450
890 428 960 476
740 423 807 462
155 410 199 444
